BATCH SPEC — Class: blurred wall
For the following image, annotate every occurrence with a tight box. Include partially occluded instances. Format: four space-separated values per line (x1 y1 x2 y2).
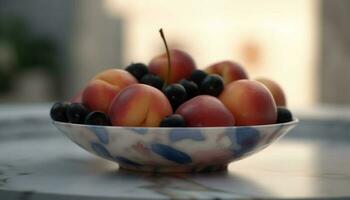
1 0 350 106
0 0 75 101
104 0 319 109
0 0 74 51
320 0 350 105
69 0 124 99
0 0 124 101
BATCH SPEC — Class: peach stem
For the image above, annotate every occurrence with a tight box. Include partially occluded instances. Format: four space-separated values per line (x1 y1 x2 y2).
159 28 172 87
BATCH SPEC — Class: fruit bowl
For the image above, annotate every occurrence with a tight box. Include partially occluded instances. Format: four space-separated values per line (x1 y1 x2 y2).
53 119 298 173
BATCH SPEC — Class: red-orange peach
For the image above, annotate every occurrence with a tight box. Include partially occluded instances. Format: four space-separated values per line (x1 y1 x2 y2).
219 80 277 126
255 78 286 107
108 84 172 127
205 61 248 85
148 49 196 84
176 95 235 127
82 69 137 113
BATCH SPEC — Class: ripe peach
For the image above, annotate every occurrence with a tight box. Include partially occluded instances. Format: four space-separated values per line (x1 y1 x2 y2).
108 84 172 127
82 69 137 113
205 61 248 85
219 80 277 126
255 78 286 106
148 49 196 84
176 95 235 127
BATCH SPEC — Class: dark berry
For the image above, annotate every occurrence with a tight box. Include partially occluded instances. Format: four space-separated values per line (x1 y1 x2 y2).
189 70 208 86
125 63 148 80
160 114 186 127
163 84 187 111
200 74 224 97
50 102 69 122
85 111 111 126
277 107 293 123
179 79 198 99
66 103 90 124
140 74 164 90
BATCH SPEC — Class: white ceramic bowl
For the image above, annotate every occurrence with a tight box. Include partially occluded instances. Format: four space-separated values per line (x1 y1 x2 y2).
53 119 298 173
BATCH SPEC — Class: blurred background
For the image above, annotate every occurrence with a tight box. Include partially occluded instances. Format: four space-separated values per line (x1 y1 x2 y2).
0 0 349 109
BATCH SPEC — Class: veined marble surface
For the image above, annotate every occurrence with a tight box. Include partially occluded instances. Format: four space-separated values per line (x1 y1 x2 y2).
0 104 350 199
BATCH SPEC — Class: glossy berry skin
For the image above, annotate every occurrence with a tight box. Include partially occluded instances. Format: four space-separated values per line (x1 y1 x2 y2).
50 102 69 122
200 74 224 97
160 114 186 127
66 103 90 124
189 70 208 86
277 107 293 123
179 79 198 100
125 63 148 81
85 111 111 126
163 84 187 111
140 74 164 90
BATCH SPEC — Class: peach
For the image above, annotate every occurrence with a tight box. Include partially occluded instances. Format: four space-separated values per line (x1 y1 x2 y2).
82 69 137 113
255 78 286 106
176 95 235 127
108 84 172 127
205 61 248 85
219 80 277 126
148 49 196 84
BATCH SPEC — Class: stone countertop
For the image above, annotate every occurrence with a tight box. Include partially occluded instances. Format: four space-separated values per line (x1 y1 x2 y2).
0 104 350 199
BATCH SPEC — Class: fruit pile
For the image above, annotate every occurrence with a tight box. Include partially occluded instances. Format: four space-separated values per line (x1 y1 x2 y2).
50 30 293 127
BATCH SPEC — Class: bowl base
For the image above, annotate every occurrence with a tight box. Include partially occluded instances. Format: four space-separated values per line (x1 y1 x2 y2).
119 164 228 173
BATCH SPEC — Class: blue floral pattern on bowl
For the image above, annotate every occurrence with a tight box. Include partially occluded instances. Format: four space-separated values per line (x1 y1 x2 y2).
53 119 298 173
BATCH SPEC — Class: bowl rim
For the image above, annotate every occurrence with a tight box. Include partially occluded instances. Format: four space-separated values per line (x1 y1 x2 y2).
53 118 299 130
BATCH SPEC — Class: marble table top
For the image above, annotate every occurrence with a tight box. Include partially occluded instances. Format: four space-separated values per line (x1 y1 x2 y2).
0 104 350 199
